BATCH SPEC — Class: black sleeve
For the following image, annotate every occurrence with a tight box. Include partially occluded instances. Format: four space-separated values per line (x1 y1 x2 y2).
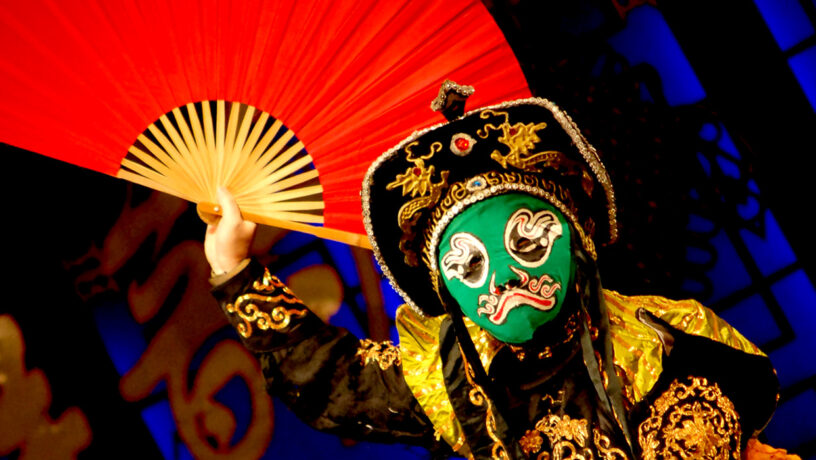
211 258 447 451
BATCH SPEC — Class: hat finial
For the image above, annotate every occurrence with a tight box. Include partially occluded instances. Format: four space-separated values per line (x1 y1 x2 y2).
430 80 474 121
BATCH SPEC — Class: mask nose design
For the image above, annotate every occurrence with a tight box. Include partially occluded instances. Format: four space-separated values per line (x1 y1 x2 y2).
488 269 522 294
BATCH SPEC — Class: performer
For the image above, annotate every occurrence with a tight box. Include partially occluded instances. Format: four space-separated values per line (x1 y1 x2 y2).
205 82 794 459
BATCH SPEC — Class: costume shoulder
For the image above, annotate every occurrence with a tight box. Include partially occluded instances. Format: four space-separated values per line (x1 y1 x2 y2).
603 288 765 405
604 289 781 452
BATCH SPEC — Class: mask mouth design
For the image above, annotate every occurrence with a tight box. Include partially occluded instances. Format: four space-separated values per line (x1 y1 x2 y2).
476 266 561 324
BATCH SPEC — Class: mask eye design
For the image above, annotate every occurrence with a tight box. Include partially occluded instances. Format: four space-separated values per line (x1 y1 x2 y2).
504 208 563 267
441 232 489 288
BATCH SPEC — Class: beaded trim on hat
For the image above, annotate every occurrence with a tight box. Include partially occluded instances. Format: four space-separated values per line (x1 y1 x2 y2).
361 97 617 316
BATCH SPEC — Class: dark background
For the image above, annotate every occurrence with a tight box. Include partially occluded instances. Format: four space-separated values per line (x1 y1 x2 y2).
2 0 815 458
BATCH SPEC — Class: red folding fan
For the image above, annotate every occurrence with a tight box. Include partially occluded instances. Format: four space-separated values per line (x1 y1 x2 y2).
0 0 530 247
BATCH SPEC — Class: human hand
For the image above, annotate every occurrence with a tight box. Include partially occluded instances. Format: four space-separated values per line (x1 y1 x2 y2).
204 187 257 275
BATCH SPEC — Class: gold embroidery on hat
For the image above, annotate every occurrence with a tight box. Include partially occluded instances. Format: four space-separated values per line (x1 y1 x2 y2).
477 110 595 197
387 141 449 266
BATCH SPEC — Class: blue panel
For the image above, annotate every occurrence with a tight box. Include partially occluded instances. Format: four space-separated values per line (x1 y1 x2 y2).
763 389 816 450
326 241 360 288
685 246 713 265
92 299 147 376
753 0 814 51
687 214 715 233
190 327 239 374
274 231 318 254
715 155 741 179
141 400 176 460
737 196 760 221
638 83 654 103
769 270 816 387
176 443 194 460
716 128 741 159
696 153 712 176
213 376 253 445
788 45 816 112
739 210 797 276
698 122 718 141
275 251 324 280
700 231 753 303
608 6 706 106
718 294 781 346
748 179 760 194
354 292 369 313
390 324 400 344
328 301 367 339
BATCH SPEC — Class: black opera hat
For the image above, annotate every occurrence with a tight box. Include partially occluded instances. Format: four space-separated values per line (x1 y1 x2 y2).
362 81 617 317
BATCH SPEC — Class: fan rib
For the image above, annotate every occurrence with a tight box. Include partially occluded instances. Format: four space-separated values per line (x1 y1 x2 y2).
128 139 175 179
144 124 198 198
260 184 324 203
229 117 282 193
225 105 257 188
161 111 209 197
259 211 323 224
257 201 324 212
246 153 313 196
227 110 265 194
239 184 323 206
215 100 226 187
265 169 320 194
256 139 304 180
118 160 193 202
179 103 215 194
201 101 217 194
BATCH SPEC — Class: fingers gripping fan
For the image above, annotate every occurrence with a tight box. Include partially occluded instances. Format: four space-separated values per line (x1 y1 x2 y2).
0 0 530 247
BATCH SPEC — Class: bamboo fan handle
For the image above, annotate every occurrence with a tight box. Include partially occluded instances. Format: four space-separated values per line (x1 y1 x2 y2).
196 202 373 250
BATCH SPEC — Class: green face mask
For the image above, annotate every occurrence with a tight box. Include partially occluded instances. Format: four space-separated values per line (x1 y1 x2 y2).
437 193 574 343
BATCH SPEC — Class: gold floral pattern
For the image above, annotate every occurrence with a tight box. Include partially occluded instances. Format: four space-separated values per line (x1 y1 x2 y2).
356 339 402 370
520 413 629 460
520 430 545 456
638 376 741 460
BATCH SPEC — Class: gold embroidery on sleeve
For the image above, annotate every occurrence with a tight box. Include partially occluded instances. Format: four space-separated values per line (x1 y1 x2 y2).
356 339 402 370
253 268 291 293
638 376 741 460
225 292 307 339
225 268 309 338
